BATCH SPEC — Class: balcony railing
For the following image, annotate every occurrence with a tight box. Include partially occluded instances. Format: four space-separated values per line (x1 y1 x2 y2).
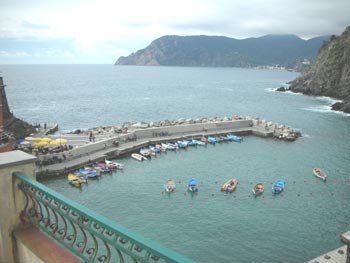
14 172 195 263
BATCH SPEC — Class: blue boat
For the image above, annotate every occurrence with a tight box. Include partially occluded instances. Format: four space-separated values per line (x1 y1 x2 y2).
176 141 187 148
188 178 198 192
207 136 217 144
272 180 284 194
192 139 206 146
79 168 98 178
149 145 161 153
227 133 242 142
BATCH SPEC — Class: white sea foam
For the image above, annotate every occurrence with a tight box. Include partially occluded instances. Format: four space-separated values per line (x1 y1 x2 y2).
303 105 350 117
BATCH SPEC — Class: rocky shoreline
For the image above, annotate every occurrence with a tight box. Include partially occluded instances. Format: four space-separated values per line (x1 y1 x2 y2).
71 115 301 142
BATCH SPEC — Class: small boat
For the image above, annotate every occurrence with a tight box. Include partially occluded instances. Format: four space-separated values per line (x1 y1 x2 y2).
221 178 238 192
176 141 187 148
140 148 154 156
272 180 284 194
156 144 167 152
79 168 98 178
313 167 327 181
188 178 198 192
162 143 177 150
252 183 264 196
192 139 206 146
207 136 216 144
149 145 161 153
227 133 242 142
201 136 208 143
164 179 176 193
105 159 124 169
131 153 147 161
182 139 191 146
93 163 111 173
84 166 101 176
67 173 83 187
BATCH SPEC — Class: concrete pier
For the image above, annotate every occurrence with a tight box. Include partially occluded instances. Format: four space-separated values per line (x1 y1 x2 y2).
34 117 300 179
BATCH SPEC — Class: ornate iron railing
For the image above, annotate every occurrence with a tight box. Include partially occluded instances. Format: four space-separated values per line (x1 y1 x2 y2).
14 172 195 263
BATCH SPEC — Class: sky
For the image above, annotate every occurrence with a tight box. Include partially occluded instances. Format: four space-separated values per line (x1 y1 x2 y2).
0 0 349 64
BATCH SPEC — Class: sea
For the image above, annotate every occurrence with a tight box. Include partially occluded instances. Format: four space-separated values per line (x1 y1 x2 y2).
1 65 349 263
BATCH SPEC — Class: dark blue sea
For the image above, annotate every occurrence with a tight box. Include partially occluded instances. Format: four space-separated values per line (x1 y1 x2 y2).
1 65 349 262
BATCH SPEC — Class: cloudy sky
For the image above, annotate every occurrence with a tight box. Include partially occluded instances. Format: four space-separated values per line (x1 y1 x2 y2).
0 0 349 64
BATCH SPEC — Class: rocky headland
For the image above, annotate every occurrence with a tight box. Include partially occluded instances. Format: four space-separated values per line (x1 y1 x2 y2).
115 34 328 70
288 26 350 113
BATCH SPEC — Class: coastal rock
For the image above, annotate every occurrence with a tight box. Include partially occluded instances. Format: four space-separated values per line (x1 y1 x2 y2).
289 26 350 113
276 86 287 92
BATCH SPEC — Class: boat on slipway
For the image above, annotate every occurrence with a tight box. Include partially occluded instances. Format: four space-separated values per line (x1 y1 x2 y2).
164 179 176 193
313 167 327 181
221 178 238 192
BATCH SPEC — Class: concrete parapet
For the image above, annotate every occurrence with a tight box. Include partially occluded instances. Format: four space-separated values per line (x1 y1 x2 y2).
0 151 37 263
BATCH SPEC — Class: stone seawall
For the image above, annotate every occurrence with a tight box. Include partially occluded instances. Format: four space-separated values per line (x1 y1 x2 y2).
36 116 300 178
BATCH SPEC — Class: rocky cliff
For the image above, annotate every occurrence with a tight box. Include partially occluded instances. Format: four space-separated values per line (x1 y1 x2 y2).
289 26 350 113
116 35 328 70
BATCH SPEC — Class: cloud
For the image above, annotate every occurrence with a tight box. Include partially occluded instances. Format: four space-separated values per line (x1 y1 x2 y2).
0 0 349 63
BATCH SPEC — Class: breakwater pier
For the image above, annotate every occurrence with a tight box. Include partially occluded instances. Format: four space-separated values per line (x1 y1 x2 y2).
36 116 300 179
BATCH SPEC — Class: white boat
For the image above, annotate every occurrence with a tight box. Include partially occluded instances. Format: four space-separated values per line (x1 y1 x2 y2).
192 139 206 146
161 143 177 150
313 167 327 181
162 143 177 150
164 179 176 192
131 153 147 161
105 159 124 169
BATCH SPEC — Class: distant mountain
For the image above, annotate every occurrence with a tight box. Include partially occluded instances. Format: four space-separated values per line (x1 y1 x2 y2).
289 26 350 113
115 34 329 70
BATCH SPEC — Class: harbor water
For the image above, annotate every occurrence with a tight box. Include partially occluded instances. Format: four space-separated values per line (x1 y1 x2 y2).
1 65 349 262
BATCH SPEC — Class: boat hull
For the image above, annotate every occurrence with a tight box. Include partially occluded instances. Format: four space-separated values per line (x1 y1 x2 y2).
313 168 327 181
221 178 238 192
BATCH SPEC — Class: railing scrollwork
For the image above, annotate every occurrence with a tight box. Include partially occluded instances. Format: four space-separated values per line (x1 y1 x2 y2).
14 172 195 263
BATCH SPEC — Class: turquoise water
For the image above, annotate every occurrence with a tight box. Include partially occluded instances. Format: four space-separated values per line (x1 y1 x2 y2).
1 65 349 262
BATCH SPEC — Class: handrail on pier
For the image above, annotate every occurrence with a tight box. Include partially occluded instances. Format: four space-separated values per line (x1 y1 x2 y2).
14 172 195 263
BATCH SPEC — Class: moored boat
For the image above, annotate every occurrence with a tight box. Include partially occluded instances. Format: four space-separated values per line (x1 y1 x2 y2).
105 159 124 169
192 139 206 146
221 178 238 192
164 179 176 192
79 168 98 178
162 143 177 150
227 133 242 142
252 183 264 196
201 136 208 143
272 180 284 194
188 178 198 192
149 145 161 153
131 153 147 161
313 167 327 181
207 136 216 144
67 173 83 187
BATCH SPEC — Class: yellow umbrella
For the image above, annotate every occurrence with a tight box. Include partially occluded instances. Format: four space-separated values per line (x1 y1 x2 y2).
32 137 43 141
41 137 52 142
55 138 68 144
32 141 48 147
49 140 60 145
